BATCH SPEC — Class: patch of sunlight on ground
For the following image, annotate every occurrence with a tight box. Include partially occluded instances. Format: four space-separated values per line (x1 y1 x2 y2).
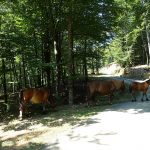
47 103 150 150
0 117 72 148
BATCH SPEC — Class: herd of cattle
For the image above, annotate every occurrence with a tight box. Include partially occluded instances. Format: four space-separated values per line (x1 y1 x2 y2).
19 78 150 119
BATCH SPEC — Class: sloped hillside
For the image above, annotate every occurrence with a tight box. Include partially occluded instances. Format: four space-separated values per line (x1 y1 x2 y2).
99 63 150 79
123 65 150 79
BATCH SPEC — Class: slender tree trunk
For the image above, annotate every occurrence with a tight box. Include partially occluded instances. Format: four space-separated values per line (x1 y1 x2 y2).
12 59 19 91
9 64 13 92
91 58 95 74
141 0 150 65
83 39 88 81
55 31 63 93
33 30 41 87
43 28 51 87
2 59 7 103
19 62 22 89
141 31 149 64
146 26 150 65
22 54 27 88
67 13 74 105
41 43 44 86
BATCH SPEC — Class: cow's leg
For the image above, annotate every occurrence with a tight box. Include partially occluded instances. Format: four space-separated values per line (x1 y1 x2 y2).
109 93 114 105
131 91 136 102
19 103 24 120
86 92 94 107
145 93 149 101
141 93 145 102
42 103 46 113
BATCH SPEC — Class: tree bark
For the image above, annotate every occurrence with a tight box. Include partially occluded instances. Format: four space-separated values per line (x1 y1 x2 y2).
141 31 149 64
67 13 74 105
12 59 20 91
83 39 88 81
43 27 51 87
146 26 150 65
55 31 63 93
141 0 150 65
2 59 7 103
22 54 27 88
33 30 42 87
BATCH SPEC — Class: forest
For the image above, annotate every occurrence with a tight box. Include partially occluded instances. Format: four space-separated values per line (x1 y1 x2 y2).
0 0 150 149
0 0 150 106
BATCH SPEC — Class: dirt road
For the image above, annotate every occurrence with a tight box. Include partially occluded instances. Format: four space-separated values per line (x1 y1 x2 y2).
46 100 150 150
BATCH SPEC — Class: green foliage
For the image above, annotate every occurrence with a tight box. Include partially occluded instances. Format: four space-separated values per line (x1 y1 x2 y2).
104 38 132 66
107 0 150 66
0 0 149 94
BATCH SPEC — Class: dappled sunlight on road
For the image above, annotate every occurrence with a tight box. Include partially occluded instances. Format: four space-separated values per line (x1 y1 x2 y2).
0 117 71 150
1 99 150 150
1 104 99 150
47 101 150 150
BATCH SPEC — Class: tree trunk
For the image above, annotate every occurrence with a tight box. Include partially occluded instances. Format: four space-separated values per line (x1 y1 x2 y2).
2 59 7 103
55 31 63 93
33 30 42 87
19 62 22 89
146 26 150 65
83 39 88 81
41 46 44 86
91 58 95 74
67 14 74 105
141 0 150 65
43 28 51 87
12 59 19 91
141 31 149 65
22 54 27 88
